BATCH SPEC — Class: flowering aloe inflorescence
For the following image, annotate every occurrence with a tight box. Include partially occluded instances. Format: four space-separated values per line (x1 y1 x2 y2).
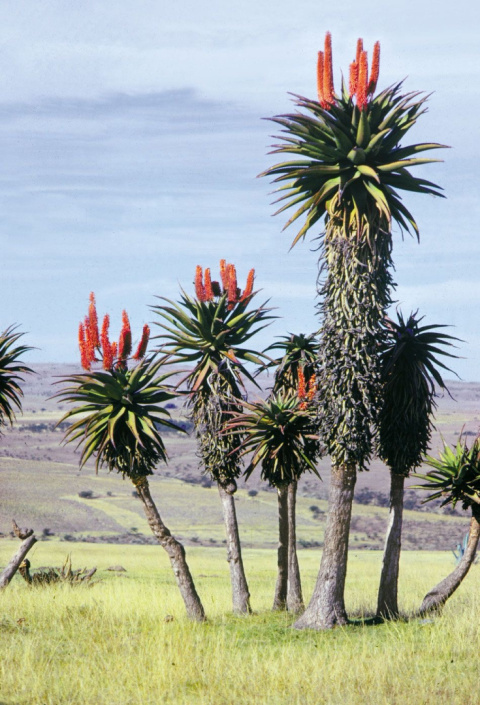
261 32 447 249
78 293 150 371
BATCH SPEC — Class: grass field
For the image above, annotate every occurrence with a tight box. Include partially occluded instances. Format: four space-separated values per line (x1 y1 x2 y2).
1 541 480 704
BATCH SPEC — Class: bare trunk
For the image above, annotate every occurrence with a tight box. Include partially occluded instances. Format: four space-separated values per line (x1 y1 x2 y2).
287 480 304 614
272 484 288 611
0 535 37 589
376 472 405 619
134 477 206 622
218 481 251 614
418 506 480 616
294 463 356 630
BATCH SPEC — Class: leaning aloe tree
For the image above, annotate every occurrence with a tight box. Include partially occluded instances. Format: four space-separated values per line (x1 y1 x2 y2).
261 33 446 629
56 294 206 621
413 438 480 615
262 333 320 611
228 389 321 614
375 311 458 619
153 262 273 614
0 326 33 432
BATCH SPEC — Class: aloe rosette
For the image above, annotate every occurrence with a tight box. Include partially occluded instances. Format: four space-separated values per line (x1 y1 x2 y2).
0 326 33 431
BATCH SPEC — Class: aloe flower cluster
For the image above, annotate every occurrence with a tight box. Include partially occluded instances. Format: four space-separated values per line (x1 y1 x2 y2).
78 293 150 371
195 260 255 309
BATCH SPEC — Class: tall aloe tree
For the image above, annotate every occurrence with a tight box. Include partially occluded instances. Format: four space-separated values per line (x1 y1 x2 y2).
0 326 33 432
262 332 320 611
260 33 446 629
228 389 321 614
56 294 206 622
413 438 480 615
375 311 458 618
152 262 273 614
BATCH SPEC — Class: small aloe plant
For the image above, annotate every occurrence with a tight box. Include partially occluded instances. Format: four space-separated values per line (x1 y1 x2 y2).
56 294 206 621
0 326 33 431
412 437 480 614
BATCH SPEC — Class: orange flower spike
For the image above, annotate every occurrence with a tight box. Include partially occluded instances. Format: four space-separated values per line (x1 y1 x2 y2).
78 322 90 371
323 32 334 107
110 341 118 361
88 292 99 348
355 38 364 67
100 314 113 370
84 316 96 365
349 61 358 98
368 41 380 95
194 265 206 301
307 374 317 401
219 259 229 292
118 310 132 361
133 324 150 361
241 268 255 301
227 264 238 304
356 50 369 110
316 51 325 105
298 367 306 401
204 268 214 301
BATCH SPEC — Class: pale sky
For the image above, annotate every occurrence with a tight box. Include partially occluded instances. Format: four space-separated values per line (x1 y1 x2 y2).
2 0 480 380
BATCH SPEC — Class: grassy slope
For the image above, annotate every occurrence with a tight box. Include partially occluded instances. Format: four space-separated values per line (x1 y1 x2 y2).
1 541 479 705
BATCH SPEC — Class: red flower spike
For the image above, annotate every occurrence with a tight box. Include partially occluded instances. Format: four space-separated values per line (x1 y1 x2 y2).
118 310 132 361
227 264 238 305
219 259 229 292
88 292 99 348
204 268 214 301
356 50 369 110
100 314 114 370
78 322 91 371
110 341 118 361
355 38 364 67
316 51 325 105
241 269 255 301
133 324 150 361
368 41 380 95
323 32 335 107
83 316 96 365
349 61 358 98
195 265 206 301
307 374 317 401
298 367 306 401
211 280 222 297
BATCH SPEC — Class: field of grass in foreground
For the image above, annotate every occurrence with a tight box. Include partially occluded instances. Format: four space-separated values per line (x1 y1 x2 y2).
1 541 480 704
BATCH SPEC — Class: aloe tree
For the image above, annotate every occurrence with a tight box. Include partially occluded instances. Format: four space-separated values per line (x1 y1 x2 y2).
152 262 273 614
0 326 33 432
229 386 321 613
413 438 480 615
262 333 320 611
375 311 458 618
261 33 446 629
56 294 206 622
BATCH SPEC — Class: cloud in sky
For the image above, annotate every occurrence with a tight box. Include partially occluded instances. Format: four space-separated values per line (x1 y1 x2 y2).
0 0 479 380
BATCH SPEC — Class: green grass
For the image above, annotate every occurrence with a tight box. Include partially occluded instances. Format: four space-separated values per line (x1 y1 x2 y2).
1 541 479 704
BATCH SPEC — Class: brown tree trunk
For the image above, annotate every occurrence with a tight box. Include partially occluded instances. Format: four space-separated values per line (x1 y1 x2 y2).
376 472 405 619
218 481 252 614
418 506 480 616
133 477 206 622
294 463 356 630
0 535 37 589
287 480 304 614
272 484 288 611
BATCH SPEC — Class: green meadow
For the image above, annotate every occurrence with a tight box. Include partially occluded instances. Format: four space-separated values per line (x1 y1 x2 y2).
1 541 480 705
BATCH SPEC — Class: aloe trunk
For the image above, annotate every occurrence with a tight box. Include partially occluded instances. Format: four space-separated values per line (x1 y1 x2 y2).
287 480 304 613
376 472 405 618
418 505 480 616
134 477 206 622
272 484 288 610
294 463 356 629
218 482 251 614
